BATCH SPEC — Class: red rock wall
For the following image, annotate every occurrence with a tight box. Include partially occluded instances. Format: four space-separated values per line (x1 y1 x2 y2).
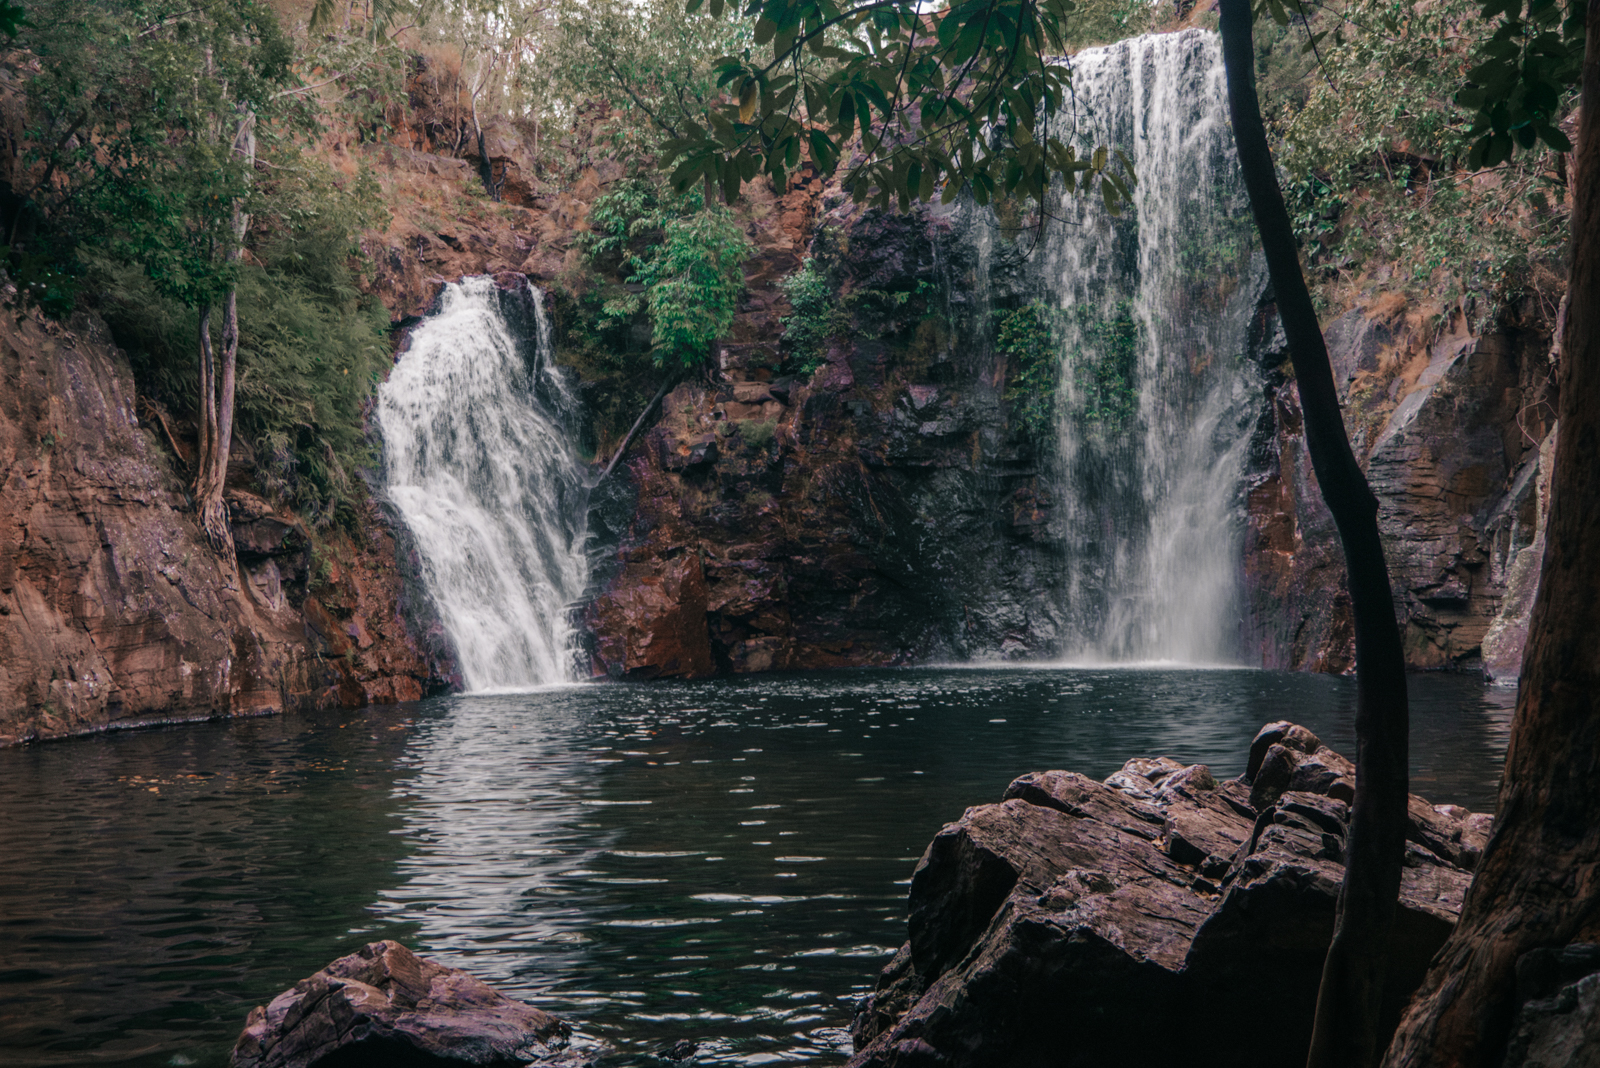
1242 298 1558 677
0 307 444 745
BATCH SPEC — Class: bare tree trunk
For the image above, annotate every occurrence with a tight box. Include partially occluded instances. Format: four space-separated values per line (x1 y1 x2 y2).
1380 4 1600 1065
192 105 255 559
1218 2 1412 1065
194 299 231 554
196 301 216 477
591 374 677 489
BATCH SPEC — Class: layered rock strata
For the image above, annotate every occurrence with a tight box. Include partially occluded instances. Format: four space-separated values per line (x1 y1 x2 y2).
0 307 443 744
1243 298 1558 677
847 721 1490 1068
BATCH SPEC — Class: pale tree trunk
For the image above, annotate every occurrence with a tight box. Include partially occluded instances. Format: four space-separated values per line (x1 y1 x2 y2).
1380 3 1600 1064
193 105 255 558
1218 1 1413 1065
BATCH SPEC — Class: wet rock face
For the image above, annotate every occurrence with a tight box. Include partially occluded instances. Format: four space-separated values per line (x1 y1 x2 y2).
847 721 1487 1068
583 200 1071 675
0 308 447 744
1243 299 1558 677
232 940 581 1068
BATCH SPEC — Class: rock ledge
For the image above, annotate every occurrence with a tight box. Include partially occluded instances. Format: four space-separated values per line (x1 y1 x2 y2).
232 940 580 1068
848 721 1492 1068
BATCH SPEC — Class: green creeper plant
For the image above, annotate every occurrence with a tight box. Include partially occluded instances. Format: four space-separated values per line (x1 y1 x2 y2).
998 300 1057 439
778 256 847 374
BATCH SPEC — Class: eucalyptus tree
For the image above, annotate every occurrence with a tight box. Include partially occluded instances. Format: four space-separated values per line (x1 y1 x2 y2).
9 0 292 553
1377 1 1600 1062
8 0 396 554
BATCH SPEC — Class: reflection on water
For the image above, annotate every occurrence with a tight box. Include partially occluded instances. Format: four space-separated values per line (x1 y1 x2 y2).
0 669 1513 1067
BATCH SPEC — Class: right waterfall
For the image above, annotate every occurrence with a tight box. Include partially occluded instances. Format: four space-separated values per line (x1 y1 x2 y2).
1040 29 1262 664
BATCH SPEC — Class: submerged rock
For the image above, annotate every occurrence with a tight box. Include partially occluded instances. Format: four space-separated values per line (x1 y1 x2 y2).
232 940 583 1068
848 722 1487 1068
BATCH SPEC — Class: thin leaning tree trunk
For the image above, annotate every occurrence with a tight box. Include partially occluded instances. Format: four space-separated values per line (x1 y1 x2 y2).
1381 3 1600 1064
592 374 677 489
193 105 255 558
1217 2 1412 1065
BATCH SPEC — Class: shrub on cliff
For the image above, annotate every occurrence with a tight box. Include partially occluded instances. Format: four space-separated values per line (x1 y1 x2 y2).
89 156 391 530
778 257 847 374
631 207 753 369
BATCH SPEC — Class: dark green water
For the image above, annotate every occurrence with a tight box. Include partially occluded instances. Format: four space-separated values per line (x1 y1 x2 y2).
0 668 1514 1067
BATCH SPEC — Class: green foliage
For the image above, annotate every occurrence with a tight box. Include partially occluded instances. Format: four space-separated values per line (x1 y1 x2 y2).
999 301 1058 440
1000 299 1140 441
778 257 846 374
0 1 27 38
740 417 779 447
1066 301 1140 426
5 0 402 525
94 204 390 527
1454 0 1584 166
546 0 756 163
13 0 299 312
661 0 1133 216
631 207 753 369
580 177 696 269
1059 0 1154 49
1266 0 1572 305
574 174 749 371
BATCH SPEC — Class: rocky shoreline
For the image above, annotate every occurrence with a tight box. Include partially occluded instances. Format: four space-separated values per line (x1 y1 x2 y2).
229 722 1490 1068
847 721 1488 1068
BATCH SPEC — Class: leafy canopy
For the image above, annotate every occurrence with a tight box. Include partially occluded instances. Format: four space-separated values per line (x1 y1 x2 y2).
577 178 752 370
659 0 1134 213
1258 0 1583 168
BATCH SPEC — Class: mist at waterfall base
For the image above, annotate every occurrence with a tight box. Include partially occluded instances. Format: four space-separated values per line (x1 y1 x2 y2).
376 276 590 691
0 669 1512 1068
1034 30 1261 665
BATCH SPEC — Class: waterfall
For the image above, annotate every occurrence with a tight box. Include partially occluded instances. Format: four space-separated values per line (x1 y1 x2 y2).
1038 29 1261 665
377 277 590 690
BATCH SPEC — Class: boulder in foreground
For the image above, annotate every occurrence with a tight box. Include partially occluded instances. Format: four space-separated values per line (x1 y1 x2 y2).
848 722 1492 1068
232 940 583 1068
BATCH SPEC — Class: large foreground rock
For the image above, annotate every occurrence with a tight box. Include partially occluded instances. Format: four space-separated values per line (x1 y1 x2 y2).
233 941 581 1068
849 722 1491 1068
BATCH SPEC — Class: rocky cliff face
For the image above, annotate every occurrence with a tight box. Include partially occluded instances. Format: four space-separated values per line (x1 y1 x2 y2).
1243 294 1557 678
576 181 1559 679
2 43 1559 740
581 198 1075 678
0 305 444 745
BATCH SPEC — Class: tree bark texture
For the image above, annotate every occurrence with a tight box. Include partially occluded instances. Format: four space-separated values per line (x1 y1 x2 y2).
1218 3 1412 1066
1380 4 1600 1065
191 105 254 558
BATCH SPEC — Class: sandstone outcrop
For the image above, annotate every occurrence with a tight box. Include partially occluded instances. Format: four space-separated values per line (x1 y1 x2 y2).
232 940 584 1068
847 721 1489 1068
0 306 445 745
1242 297 1558 678
581 199 1076 675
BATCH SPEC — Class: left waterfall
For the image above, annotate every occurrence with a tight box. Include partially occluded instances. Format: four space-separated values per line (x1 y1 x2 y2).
377 276 590 690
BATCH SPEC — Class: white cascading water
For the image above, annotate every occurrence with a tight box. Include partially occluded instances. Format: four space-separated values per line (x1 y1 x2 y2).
377 277 590 690
1042 30 1260 663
